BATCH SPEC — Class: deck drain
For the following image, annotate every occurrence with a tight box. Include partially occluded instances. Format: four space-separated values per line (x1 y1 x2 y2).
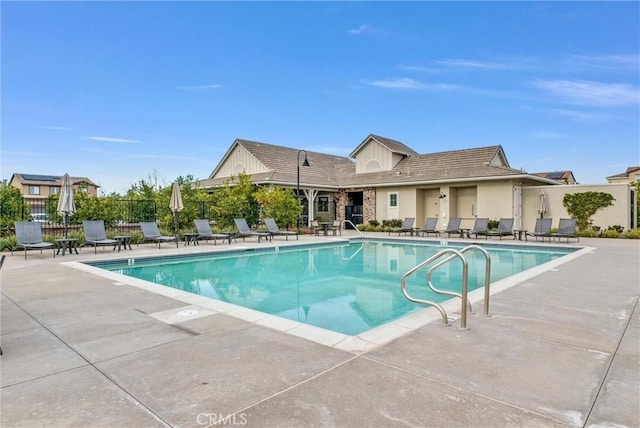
177 309 200 317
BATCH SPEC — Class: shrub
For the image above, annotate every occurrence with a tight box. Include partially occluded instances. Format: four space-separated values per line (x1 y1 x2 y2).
622 228 640 239
606 225 624 233
488 219 499 230
382 219 402 228
600 229 620 239
577 229 599 238
368 220 380 227
0 236 17 252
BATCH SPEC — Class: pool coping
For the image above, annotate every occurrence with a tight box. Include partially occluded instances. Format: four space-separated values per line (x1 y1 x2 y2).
66 240 594 353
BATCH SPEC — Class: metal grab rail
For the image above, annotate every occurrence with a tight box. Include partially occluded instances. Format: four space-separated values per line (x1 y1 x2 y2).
401 248 468 328
343 220 364 239
427 245 492 316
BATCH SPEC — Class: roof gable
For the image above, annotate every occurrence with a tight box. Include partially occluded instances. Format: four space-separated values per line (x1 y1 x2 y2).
349 134 418 159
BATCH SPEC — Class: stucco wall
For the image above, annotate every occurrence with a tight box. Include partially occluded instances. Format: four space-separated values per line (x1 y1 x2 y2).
522 183 633 231
476 180 515 221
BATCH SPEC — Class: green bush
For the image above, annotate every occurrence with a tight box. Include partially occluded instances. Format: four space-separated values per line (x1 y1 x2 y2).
600 229 620 239
382 219 402 228
577 229 599 238
622 228 640 239
368 220 380 227
0 236 17 252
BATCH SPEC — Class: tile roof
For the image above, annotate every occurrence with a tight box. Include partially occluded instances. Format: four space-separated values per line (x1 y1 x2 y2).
199 137 538 189
349 134 419 158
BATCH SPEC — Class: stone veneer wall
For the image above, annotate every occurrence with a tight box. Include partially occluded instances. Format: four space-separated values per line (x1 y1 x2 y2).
363 188 376 225
334 188 376 226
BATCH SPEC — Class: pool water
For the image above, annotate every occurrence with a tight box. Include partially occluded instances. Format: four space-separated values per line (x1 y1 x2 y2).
99 241 572 335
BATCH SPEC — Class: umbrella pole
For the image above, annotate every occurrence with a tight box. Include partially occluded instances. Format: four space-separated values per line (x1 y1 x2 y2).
64 213 68 238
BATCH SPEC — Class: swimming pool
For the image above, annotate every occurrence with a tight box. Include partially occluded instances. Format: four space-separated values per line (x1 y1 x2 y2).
88 240 574 336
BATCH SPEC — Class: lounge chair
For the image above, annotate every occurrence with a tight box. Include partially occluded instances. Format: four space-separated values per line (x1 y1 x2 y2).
234 218 270 243
469 218 490 239
194 219 235 245
264 218 298 241
443 218 463 238
486 218 514 240
526 218 552 242
389 217 415 236
13 221 55 259
551 218 579 243
83 220 119 254
140 222 179 248
419 218 439 237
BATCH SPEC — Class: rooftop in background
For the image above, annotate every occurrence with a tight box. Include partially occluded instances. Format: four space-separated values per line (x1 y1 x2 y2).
606 166 640 185
9 173 100 198
531 171 577 184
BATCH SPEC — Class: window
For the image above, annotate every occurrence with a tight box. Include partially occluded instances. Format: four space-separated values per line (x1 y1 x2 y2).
50 187 60 195
318 197 329 212
29 186 40 195
389 193 398 207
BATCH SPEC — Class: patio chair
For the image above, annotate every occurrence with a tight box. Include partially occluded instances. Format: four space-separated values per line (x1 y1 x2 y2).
551 218 579 243
234 218 270 243
310 220 320 236
486 218 514 240
469 218 490 239
13 222 55 260
526 218 552 242
264 218 298 241
328 220 341 236
389 217 415 236
83 220 119 254
419 218 439 237
140 222 179 248
194 219 235 245
443 218 463 238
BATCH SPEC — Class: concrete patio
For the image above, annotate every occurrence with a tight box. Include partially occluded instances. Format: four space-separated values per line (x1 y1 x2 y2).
1 232 638 427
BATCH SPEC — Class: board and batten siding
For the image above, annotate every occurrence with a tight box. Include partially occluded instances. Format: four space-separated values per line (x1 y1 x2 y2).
355 142 398 173
212 145 269 179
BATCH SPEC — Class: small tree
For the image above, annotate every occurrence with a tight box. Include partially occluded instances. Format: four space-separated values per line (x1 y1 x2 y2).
211 173 259 229
254 186 302 229
563 191 615 231
0 182 25 236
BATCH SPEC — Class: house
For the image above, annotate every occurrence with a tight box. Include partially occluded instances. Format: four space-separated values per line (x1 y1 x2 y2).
606 167 640 185
9 173 100 199
197 134 562 230
531 171 577 184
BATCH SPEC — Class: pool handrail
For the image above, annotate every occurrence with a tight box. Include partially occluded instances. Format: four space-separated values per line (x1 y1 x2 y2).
401 248 469 329
343 220 364 239
426 244 492 316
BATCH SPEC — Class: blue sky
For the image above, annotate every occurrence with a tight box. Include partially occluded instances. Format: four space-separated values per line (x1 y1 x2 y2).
2 2 639 194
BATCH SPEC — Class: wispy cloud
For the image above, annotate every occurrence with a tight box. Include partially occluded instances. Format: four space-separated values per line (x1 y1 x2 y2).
398 64 439 73
85 136 141 144
435 59 513 70
348 24 373 35
42 126 77 131
363 78 458 91
347 24 389 38
532 79 640 106
127 154 198 161
552 109 610 123
563 54 640 74
176 84 224 91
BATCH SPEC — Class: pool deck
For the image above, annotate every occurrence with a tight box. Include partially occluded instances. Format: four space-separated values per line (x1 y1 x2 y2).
1 232 638 427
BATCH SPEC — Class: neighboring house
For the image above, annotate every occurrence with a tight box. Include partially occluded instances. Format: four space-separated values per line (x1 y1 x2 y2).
197 134 561 229
9 173 99 199
606 167 640 185
531 171 577 184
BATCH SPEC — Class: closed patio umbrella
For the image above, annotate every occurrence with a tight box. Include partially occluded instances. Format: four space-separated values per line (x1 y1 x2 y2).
57 173 76 237
169 181 184 234
537 190 547 219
